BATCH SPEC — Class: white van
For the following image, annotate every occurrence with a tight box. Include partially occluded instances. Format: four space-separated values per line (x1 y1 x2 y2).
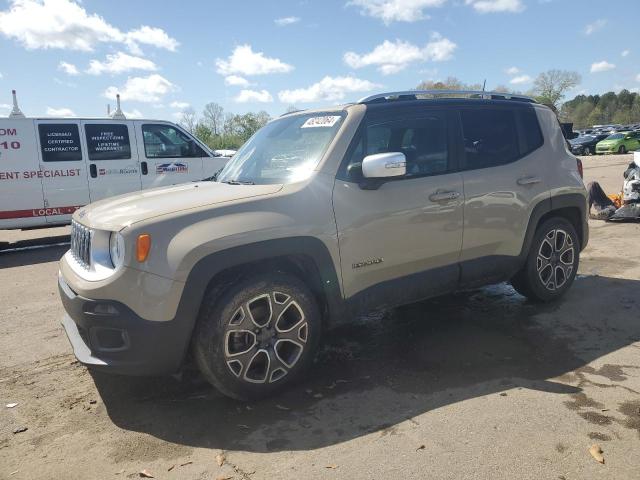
0 96 229 230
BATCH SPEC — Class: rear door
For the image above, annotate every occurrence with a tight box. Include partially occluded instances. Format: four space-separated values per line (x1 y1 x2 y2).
0 119 47 229
35 120 90 225
82 121 142 201
457 105 549 285
135 122 206 189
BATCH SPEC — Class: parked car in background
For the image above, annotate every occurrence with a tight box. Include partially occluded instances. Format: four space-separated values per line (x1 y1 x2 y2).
596 131 640 154
569 133 609 155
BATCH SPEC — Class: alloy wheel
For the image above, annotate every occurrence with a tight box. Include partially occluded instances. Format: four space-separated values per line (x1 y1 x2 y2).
537 229 575 291
223 292 308 384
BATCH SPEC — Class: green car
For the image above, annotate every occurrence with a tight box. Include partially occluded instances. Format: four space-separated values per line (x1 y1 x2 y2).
595 131 640 154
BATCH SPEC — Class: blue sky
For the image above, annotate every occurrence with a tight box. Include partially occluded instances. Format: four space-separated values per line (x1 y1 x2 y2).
0 0 638 120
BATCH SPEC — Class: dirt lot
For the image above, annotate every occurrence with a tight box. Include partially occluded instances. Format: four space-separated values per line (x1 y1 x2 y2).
1 155 639 480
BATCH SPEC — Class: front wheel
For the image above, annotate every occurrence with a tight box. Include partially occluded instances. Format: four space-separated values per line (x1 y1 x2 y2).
511 218 580 302
193 272 321 401
584 147 592 155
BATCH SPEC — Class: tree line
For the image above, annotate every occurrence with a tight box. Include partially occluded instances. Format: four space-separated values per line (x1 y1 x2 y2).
417 70 640 128
178 103 274 150
182 71 638 150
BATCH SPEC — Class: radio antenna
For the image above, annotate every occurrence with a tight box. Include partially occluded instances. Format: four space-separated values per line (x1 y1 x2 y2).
111 94 126 119
9 90 25 118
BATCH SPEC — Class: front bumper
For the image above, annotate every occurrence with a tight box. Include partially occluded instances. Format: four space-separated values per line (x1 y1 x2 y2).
59 273 191 375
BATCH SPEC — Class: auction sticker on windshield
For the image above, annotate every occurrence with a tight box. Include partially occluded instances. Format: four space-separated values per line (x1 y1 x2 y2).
301 116 341 128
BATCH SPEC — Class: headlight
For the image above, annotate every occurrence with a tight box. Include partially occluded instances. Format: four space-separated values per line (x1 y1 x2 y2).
109 232 125 269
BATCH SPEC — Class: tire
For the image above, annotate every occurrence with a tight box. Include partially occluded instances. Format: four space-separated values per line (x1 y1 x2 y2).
193 272 321 401
584 147 592 156
619 145 626 154
511 218 580 303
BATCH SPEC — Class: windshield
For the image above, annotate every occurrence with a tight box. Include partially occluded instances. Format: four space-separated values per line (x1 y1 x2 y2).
216 112 345 185
606 133 623 140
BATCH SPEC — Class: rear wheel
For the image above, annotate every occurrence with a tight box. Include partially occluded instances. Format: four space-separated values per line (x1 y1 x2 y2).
619 145 627 154
584 146 592 155
511 218 580 303
193 272 321 401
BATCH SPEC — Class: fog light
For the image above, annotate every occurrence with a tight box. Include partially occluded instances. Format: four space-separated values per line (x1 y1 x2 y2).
93 303 119 315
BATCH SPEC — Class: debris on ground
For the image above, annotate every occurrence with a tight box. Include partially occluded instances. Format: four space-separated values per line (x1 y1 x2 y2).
215 475 233 480
139 469 154 478
416 445 426 451
167 465 175 471
325 465 338 469
6 403 18 408
179 461 193 467
237 424 249 430
589 444 605 464
275 404 290 411
216 453 226 466
12 427 27 434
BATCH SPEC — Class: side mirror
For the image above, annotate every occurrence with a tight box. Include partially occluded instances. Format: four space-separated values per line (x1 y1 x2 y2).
362 152 406 178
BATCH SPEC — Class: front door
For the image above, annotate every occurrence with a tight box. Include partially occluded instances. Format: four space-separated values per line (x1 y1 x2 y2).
35 120 90 224
135 122 206 189
333 111 464 309
82 121 142 202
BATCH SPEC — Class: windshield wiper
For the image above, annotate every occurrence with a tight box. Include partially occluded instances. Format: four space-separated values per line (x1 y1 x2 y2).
222 179 255 185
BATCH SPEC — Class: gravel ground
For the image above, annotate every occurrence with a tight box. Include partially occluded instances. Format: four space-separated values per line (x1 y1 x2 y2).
0 154 639 480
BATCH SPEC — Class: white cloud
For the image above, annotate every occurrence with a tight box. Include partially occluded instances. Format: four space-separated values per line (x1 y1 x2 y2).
169 101 190 109
278 76 380 104
0 72 3 79
274 16 300 26
584 19 606 35
46 106 75 117
103 74 177 103
0 0 178 53
636 73 640 82
621 49 630 57
505 66 520 75
124 26 178 53
58 61 79 76
87 52 157 75
0 103 11 109
216 45 293 76
590 61 615 73
344 34 456 74
348 0 446 24
509 74 531 85
224 75 251 87
234 89 273 103
465 0 524 13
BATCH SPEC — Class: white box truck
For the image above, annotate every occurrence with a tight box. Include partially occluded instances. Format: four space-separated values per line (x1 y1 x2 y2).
0 91 230 229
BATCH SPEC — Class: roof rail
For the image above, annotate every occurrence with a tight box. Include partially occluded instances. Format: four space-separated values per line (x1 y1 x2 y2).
357 90 537 104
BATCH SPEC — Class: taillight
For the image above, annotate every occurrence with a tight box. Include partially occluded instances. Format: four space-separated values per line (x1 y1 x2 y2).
576 158 583 179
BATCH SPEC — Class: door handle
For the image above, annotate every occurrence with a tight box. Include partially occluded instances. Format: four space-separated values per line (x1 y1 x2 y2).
517 176 541 186
429 190 460 202
141 161 148 175
89 164 97 178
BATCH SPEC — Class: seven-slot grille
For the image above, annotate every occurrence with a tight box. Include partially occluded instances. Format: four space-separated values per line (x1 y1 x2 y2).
70 220 91 268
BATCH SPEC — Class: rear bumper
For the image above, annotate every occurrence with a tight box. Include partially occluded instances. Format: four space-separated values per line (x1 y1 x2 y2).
59 273 191 375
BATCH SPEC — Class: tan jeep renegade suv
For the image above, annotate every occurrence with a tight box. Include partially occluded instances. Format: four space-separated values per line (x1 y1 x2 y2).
59 90 588 400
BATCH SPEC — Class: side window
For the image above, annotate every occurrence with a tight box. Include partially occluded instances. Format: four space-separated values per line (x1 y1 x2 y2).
142 124 206 159
85 124 131 161
38 124 83 162
460 109 520 170
346 115 449 178
518 108 544 154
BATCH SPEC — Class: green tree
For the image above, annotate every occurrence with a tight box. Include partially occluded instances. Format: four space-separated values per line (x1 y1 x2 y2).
532 70 581 110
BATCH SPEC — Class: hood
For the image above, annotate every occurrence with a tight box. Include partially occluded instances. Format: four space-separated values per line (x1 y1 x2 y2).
74 181 283 231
